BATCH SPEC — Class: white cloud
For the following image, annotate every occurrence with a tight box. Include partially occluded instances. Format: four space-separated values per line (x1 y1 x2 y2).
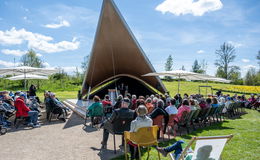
44 17 70 29
0 27 79 53
0 60 21 67
1 49 27 56
241 59 250 63
61 66 77 73
197 50 205 54
156 0 223 16
42 62 50 67
36 53 42 57
243 65 257 70
227 41 243 48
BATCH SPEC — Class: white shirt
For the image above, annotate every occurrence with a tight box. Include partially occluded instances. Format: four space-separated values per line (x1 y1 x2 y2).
130 116 153 132
165 105 178 115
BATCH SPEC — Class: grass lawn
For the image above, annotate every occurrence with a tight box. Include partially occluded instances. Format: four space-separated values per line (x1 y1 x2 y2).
36 90 78 102
112 109 260 160
24 81 259 160
163 81 260 96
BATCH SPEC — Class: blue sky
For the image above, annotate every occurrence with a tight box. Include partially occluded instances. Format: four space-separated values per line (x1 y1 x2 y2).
0 0 259 77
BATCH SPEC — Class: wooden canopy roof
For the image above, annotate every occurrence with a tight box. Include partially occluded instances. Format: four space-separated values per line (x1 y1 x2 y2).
81 0 166 95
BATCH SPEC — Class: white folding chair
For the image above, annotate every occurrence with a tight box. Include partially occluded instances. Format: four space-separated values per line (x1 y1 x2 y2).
170 135 233 160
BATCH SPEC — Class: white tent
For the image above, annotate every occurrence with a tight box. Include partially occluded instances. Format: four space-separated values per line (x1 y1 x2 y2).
0 66 58 76
143 70 231 94
0 66 58 89
6 74 48 80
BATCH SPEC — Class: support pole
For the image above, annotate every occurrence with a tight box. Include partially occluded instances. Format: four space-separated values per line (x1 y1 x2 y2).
206 80 208 96
177 75 180 94
24 71 26 90
86 86 91 108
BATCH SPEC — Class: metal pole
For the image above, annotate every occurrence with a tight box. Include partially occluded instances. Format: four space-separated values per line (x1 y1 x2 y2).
206 80 208 96
177 75 180 94
24 70 26 90
86 86 91 108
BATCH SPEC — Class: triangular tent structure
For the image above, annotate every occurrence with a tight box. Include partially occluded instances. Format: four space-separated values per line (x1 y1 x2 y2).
81 0 167 98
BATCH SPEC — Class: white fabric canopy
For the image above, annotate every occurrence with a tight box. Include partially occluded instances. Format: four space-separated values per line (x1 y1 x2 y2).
0 66 58 89
143 70 231 93
6 74 48 80
0 66 58 76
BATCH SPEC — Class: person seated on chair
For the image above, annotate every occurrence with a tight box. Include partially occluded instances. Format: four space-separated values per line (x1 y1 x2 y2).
175 99 191 123
102 95 112 107
128 105 153 159
88 96 103 126
14 94 40 128
145 98 154 114
102 95 112 117
48 93 66 122
205 98 212 108
189 99 198 111
156 140 185 159
52 93 70 115
149 100 169 134
113 95 123 109
165 98 178 115
211 97 219 108
101 98 135 149
131 95 137 110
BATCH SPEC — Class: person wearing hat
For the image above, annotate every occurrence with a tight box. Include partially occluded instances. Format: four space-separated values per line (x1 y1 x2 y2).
128 105 153 159
14 94 40 128
101 97 135 149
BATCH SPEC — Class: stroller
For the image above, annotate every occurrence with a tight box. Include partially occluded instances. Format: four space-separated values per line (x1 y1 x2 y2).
0 102 15 135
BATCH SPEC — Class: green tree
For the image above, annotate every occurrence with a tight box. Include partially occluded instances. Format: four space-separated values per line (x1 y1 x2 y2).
81 55 89 73
191 59 207 73
164 55 173 81
192 60 200 73
215 42 239 79
20 49 43 67
244 67 260 86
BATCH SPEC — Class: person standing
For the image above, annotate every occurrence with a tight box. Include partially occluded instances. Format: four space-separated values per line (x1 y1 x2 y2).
29 84 37 97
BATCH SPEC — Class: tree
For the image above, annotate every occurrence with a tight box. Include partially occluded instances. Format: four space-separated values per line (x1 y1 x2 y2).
215 42 240 79
81 55 89 73
191 59 207 74
192 60 200 73
164 55 173 81
244 67 260 86
20 49 43 68
181 65 185 71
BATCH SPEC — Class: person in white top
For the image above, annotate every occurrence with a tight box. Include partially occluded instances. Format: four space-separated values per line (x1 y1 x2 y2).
165 99 178 115
129 105 153 159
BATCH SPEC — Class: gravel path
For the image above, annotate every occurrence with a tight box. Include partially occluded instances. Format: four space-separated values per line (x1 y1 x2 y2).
0 112 123 160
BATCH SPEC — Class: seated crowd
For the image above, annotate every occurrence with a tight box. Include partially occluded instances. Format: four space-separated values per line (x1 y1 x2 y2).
85 91 259 159
0 86 70 131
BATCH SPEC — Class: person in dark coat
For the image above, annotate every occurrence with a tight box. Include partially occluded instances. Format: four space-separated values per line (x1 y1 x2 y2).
149 99 169 134
101 98 135 149
29 84 37 97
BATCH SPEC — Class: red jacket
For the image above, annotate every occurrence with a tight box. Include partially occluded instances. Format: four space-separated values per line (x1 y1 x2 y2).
14 97 30 117
102 100 112 107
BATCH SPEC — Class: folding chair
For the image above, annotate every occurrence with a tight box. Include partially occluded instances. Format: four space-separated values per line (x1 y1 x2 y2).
124 126 160 160
170 135 233 160
153 115 164 139
167 114 177 139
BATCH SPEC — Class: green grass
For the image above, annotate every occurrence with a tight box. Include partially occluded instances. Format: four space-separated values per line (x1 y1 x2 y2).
112 109 260 160
163 81 260 96
36 90 78 102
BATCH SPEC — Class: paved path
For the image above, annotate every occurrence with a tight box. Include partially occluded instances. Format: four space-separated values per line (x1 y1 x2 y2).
0 112 123 160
